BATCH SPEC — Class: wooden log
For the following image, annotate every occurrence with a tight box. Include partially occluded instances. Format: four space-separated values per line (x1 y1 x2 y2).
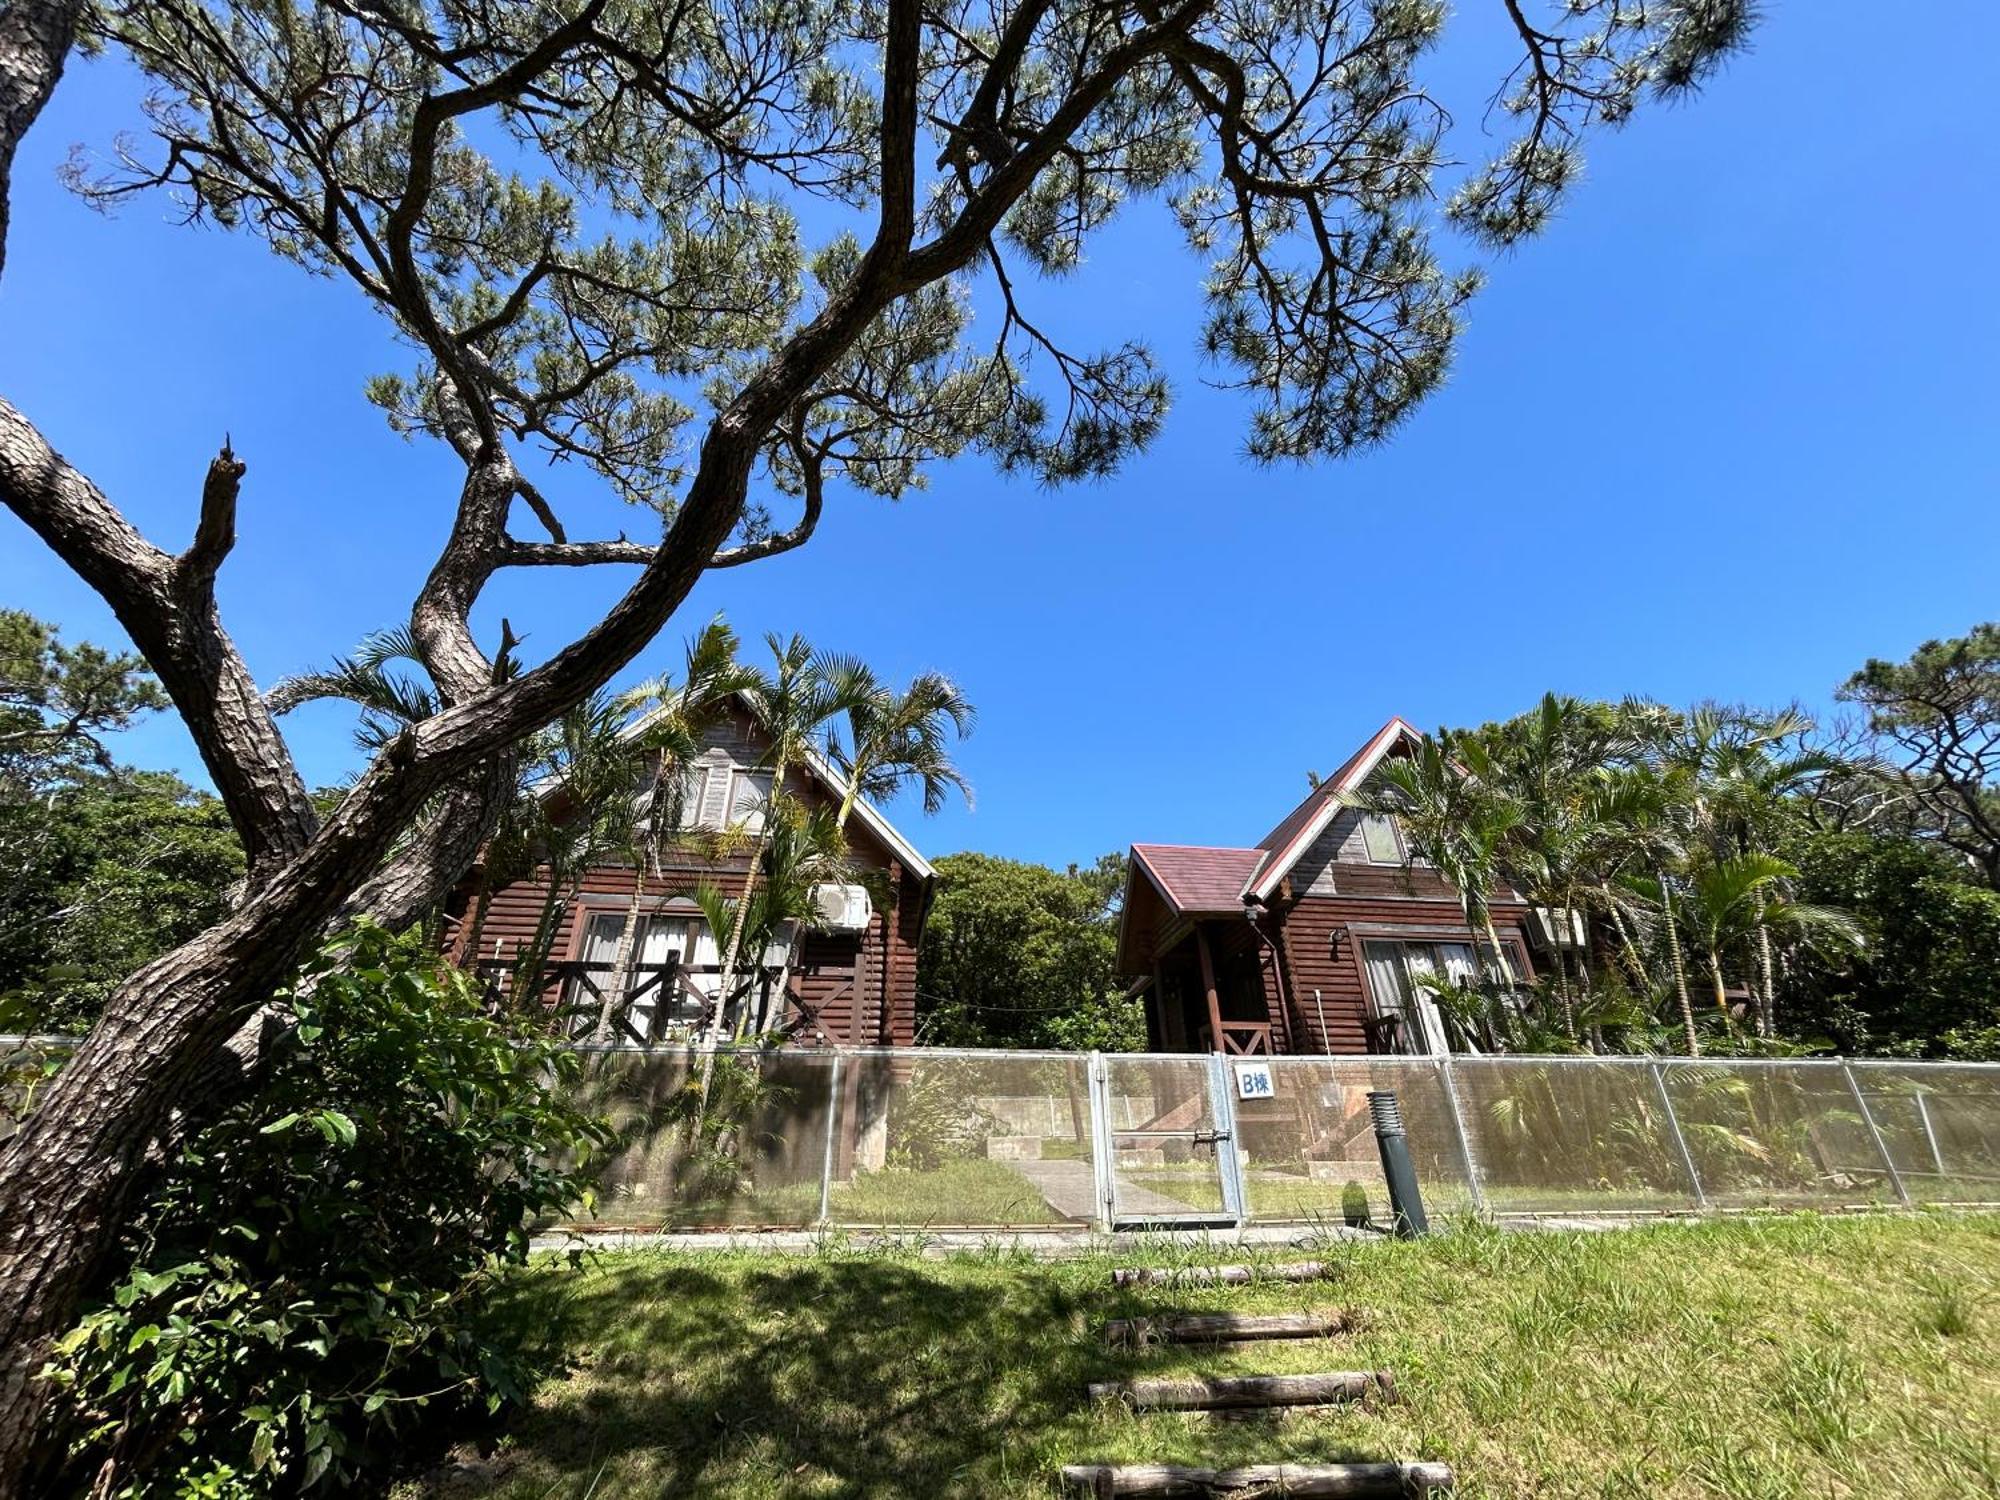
1110 1260 1335 1288
1103 1310 1356 1348
1087 1370 1395 1412
1060 1461 1453 1497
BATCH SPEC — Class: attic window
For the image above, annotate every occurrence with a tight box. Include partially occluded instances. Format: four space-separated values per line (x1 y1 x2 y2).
731 769 774 831
1360 812 1405 864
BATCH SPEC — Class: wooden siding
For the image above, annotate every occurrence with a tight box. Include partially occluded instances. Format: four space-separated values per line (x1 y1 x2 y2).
447 703 927 1043
1269 892 1535 1055
455 857 927 1044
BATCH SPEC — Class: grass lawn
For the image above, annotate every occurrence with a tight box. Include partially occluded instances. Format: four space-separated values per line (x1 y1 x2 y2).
584 1159 1070 1230
828 1159 1066 1228
410 1213 2000 1499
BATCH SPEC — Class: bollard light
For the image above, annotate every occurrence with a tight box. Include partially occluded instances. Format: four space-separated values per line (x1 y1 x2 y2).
1367 1089 1429 1238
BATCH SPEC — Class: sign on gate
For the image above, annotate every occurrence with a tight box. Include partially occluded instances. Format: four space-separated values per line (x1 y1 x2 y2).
1234 1060 1275 1100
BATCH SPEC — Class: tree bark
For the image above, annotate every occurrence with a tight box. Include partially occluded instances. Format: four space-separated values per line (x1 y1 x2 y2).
1753 913 1777 1038
1109 1261 1335 1288
1087 1371 1393 1412
0 0 81 280
0 0 1210 1481
1102 1311 1353 1348
1060 1462 1454 1498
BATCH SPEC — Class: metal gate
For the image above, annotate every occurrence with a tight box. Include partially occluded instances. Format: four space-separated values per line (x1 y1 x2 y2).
1090 1053 1244 1228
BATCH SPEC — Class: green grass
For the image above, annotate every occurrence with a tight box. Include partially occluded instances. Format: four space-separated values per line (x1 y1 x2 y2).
584 1158 1071 1230
410 1213 2000 1499
827 1159 1066 1228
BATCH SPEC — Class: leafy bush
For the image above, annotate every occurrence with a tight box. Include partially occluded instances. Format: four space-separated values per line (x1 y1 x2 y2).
35 922 615 1497
885 1065 1003 1170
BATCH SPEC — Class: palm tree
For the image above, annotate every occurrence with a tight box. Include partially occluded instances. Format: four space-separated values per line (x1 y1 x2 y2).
1370 731 1523 990
1658 705 1841 1034
819 661 976 832
588 621 759 1041
1682 852 1863 1033
266 625 442 751
687 796 853 1037
711 634 868 1040
1475 694 1650 1042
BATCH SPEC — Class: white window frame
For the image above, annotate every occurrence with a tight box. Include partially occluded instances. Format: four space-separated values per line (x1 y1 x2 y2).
729 768 774 831
1359 811 1406 865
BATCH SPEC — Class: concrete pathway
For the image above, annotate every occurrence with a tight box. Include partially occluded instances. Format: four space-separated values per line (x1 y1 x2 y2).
1009 1158 1219 1222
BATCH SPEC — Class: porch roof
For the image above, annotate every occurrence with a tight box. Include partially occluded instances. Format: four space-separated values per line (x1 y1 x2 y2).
1130 843 1267 917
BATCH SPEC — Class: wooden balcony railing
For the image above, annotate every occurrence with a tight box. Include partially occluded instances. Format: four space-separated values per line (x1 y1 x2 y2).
469 957 787 1047
1196 1020 1273 1056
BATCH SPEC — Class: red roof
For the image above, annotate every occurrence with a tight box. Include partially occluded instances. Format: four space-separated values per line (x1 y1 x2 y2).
1130 844 1267 917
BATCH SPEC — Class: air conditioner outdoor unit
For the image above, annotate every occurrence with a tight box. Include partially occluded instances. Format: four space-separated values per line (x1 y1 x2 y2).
1528 906 1588 951
811 882 873 934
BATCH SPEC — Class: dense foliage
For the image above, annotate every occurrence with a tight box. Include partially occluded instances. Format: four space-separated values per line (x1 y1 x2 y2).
34 922 613 1497
0 610 244 1031
1783 830 2000 1060
916 852 1141 1050
1377 623 2000 1059
0 771 243 1031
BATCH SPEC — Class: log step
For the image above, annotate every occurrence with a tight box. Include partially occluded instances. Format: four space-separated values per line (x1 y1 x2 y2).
1111 1261 1337 1288
1104 1311 1357 1349
1088 1371 1395 1412
1061 1461 1453 1497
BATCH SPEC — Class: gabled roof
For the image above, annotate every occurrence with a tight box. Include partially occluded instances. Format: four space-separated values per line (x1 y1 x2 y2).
609 691 937 883
1240 716 1422 904
1130 844 1268 918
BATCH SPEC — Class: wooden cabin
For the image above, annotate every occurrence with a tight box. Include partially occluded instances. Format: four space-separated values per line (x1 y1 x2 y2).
443 695 934 1047
1115 718 1544 1057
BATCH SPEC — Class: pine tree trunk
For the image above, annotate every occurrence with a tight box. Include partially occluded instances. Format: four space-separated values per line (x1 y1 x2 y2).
0 850 375 1489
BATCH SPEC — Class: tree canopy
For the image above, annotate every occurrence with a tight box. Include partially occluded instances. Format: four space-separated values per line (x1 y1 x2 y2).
1838 623 2000 886
917 851 1140 1050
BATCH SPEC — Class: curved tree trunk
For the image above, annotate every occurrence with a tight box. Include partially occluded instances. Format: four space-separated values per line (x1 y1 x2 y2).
0 772 435 1487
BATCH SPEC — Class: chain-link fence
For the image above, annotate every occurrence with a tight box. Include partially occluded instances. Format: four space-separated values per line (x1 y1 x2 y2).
8 1036 1998 1230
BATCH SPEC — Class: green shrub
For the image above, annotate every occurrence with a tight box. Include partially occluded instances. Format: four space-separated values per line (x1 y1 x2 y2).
35 921 615 1497
884 1065 1002 1170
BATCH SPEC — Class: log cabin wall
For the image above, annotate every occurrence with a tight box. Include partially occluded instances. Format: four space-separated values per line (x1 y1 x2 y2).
1263 808 1536 1056
445 701 931 1047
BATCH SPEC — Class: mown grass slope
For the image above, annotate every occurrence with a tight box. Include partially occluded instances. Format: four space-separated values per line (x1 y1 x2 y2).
411 1213 2000 1499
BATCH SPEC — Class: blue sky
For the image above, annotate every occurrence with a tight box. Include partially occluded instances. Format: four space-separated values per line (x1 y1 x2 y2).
3 4 1996 871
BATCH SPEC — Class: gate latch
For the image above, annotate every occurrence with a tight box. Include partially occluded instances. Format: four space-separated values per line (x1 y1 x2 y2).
1191 1128 1231 1151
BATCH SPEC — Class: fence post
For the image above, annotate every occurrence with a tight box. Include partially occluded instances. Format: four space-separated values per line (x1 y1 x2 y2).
1840 1060 1912 1208
1209 1051 1247 1227
817 1052 843 1227
1913 1090 1947 1177
1649 1059 1707 1213
1087 1052 1116 1234
1435 1058 1486 1218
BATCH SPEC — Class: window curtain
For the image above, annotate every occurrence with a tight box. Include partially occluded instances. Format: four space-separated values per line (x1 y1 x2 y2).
1363 942 1422 1054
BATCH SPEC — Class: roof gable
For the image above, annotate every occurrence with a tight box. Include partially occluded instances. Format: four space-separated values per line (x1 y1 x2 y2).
1241 717 1421 903
603 691 936 882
